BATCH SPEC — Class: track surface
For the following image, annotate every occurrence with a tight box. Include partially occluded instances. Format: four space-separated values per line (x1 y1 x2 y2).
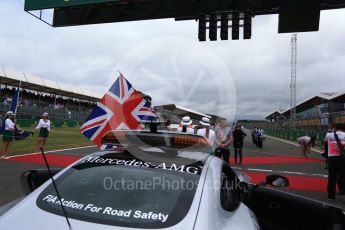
1 133 345 209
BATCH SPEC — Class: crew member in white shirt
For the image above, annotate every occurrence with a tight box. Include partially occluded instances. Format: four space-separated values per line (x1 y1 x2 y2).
1 111 15 159
324 123 345 200
197 117 215 149
177 116 195 134
297 135 312 158
34 113 51 152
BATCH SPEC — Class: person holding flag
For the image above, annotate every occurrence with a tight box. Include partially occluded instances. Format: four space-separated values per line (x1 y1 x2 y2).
80 72 157 148
1 85 20 159
33 112 51 152
1 83 33 159
1 111 15 159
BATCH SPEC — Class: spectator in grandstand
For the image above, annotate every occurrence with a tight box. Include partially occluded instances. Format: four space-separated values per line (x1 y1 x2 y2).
2 96 11 105
177 116 195 134
33 113 51 152
215 118 233 165
297 135 312 158
232 124 247 165
324 123 345 200
197 117 215 147
1 111 15 159
23 99 30 106
67 111 72 120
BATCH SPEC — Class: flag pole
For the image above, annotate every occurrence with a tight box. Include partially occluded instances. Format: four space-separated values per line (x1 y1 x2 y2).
17 81 22 114
117 70 124 78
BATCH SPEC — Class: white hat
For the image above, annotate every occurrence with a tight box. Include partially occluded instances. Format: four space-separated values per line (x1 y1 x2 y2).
6 111 14 116
200 117 211 127
181 116 192 126
42 112 48 117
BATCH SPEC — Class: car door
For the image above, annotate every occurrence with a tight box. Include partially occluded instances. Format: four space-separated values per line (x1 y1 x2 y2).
193 158 260 230
244 185 345 230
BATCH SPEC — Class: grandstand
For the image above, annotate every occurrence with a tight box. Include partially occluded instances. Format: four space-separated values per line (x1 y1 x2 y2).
265 91 345 129
154 104 211 125
1 67 102 122
239 92 345 146
1 68 221 127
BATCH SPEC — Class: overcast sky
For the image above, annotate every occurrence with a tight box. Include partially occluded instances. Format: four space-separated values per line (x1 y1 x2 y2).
1 1 345 120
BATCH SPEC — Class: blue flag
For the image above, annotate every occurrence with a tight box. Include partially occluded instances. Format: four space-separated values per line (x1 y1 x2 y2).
14 130 34 141
10 86 20 114
0 117 3 134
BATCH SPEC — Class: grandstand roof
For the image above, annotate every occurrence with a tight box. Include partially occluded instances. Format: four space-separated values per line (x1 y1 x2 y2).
0 67 102 101
154 104 211 121
329 91 345 103
265 110 284 120
265 91 345 119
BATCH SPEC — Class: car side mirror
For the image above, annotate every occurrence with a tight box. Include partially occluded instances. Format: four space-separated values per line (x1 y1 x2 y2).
265 175 289 187
21 169 61 195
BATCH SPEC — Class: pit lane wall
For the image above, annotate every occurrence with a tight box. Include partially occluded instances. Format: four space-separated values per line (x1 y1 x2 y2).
242 123 325 146
15 119 81 128
241 112 345 146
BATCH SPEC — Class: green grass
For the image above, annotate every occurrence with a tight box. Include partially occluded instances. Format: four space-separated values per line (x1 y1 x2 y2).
1 127 93 156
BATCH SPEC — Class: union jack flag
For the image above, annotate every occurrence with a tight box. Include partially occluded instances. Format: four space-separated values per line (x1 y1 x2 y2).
80 73 157 146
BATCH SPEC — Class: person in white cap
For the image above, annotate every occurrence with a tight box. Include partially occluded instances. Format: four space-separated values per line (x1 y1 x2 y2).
197 117 215 147
177 116 195 134
33 112 51 152
1 111 15 159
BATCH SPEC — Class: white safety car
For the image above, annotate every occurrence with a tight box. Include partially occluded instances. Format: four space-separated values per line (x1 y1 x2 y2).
0 130 344 230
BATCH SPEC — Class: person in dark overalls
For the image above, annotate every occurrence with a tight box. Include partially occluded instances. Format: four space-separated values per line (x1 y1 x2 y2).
251 128 257 144
232 125 247 165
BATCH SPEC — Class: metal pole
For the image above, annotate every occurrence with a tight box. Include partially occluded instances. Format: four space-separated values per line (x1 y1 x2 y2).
290 34 297 130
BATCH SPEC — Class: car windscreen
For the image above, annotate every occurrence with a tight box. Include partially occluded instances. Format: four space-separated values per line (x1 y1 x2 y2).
36 153 202 228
